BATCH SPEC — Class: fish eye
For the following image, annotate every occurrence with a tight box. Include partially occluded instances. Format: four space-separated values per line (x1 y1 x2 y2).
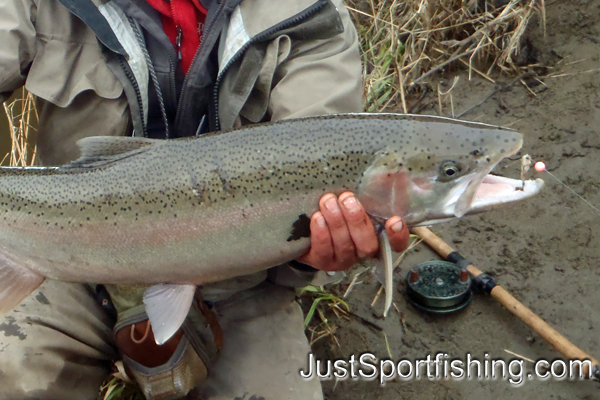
439 161 461 180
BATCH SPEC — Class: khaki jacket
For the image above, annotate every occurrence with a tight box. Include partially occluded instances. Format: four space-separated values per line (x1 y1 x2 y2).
0 0 363 165
0 0 365 301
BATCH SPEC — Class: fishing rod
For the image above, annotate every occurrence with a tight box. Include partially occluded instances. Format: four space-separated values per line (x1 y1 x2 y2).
411 226 600 381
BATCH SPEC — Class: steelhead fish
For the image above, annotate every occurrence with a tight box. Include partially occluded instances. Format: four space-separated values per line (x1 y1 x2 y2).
0 114 543 343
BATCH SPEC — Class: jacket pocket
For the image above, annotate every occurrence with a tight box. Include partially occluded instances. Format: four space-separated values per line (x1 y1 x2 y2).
218 34 292 130
25 36 123 107
240 34 291 124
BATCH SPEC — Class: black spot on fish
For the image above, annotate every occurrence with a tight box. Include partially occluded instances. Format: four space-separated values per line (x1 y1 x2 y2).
287 214 311 242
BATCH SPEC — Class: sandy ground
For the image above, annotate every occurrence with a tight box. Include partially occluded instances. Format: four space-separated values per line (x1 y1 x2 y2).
310 1 600 399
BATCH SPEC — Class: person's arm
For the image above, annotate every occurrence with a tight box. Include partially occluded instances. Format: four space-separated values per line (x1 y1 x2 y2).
268 0 363 120
0 0 37 102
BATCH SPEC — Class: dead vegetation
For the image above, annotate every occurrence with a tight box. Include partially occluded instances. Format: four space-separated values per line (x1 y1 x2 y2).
2 88 37 166
300 234 422 351
346 0 546 112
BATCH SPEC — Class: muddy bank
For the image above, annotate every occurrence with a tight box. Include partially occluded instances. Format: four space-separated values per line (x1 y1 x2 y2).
319 1 600 399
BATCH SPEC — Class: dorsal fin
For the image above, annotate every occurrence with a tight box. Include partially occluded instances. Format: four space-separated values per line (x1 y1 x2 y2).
62 136 156 169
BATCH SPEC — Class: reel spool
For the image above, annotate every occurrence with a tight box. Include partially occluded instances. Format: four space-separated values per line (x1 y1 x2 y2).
405 261 472 314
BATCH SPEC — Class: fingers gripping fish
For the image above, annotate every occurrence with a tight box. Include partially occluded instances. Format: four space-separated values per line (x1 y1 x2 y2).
0 114 543 344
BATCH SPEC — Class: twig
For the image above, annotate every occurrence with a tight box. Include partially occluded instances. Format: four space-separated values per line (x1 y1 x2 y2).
437 76 460 116
346 6 401 30
408 89 429 113
456 72 533 118
399 311 408 334
393 236 422 269
383 331 393 359
412 48 476 86
503 117 524 128
458 58 495 83
504 349 536 364
397 65 408 113
548 68 600 78
519 78 537 96
343 274 360 299
343 269 367 298
371 285 383 307
338 308 383 332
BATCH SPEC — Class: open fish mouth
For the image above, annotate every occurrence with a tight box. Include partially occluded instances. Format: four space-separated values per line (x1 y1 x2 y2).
415 173 545 227
468 174 545 213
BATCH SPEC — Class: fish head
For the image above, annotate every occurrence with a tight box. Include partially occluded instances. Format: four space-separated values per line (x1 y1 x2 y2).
357 116 542 225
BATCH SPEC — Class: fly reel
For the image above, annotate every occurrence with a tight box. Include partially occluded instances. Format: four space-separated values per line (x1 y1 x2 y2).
405 261 472 314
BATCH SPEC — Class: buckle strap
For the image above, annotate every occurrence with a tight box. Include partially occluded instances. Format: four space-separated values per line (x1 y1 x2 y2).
113 289 222 399
194 291 223 350
124 336 209 400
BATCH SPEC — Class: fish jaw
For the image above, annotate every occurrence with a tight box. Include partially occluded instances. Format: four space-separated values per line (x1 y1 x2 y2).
421 127 541 223
356 118 542 226
411 175 545 225
453 128 523 218
469 175 545 213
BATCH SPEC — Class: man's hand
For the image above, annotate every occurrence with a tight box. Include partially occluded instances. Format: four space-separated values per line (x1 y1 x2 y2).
296 192 409 271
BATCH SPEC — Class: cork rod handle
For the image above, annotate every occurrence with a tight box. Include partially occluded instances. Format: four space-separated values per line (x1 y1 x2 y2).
412 226 600 378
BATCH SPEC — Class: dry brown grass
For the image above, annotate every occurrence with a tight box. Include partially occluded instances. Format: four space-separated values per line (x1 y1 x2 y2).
346 0 546 112
2 88 38 166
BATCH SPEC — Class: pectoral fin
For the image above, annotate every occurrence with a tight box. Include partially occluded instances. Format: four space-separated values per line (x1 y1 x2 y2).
0 255 45 313
143 284 196 345
379 230 394 318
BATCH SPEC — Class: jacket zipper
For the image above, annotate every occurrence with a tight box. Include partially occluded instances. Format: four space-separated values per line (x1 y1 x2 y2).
118 55 148 137
174 0 227 126
210 0 328 131
175 26 183 61
127 18 174 138
167 52 178 122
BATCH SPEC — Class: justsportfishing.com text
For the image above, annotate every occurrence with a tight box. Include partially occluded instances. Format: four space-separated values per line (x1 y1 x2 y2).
299 353 595 385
